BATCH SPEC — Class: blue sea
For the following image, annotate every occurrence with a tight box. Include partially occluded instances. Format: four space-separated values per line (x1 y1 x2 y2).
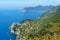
0 10 43 40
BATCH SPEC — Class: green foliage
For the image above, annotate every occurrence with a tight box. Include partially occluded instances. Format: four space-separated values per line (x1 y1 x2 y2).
11 5 60 40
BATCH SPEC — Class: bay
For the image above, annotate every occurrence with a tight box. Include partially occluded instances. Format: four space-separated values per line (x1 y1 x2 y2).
0 10 43 40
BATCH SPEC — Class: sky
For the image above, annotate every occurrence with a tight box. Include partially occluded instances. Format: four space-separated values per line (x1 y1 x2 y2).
0 0 60 10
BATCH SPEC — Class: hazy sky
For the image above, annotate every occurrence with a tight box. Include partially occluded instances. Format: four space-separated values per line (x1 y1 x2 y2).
0 0 60 10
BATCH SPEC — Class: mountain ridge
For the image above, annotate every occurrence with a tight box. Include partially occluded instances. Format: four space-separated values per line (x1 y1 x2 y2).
20 5 54 12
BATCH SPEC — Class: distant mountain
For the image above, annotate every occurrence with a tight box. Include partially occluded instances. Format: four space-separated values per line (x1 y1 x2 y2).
20 6 54 12
11 5 60 40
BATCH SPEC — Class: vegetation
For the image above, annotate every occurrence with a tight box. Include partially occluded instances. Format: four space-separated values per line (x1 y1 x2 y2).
11 5 60 40
22 6 54 12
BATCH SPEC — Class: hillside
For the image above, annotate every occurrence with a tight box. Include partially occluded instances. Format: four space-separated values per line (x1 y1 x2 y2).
10 5 60 40
20 6 54 12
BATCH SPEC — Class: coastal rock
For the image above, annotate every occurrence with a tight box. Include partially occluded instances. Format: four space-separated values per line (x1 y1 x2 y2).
10 22 20 34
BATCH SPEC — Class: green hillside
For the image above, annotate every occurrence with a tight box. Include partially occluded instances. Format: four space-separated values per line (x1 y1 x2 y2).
11 5 60 40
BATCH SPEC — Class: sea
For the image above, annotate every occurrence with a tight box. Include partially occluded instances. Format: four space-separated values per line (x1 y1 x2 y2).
0 10 43 40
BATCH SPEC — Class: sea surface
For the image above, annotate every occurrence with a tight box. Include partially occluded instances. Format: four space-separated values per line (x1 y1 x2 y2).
0 10 43 40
